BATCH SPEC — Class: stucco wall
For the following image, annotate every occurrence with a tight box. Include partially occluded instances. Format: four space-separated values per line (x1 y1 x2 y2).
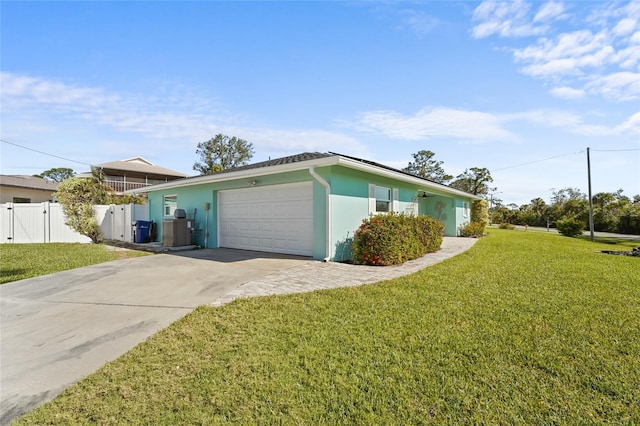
0 187 57 204
328 167 444 260
419 195 457 236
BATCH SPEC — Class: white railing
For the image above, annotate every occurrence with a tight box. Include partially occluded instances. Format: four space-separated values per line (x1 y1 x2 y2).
103 180 150 193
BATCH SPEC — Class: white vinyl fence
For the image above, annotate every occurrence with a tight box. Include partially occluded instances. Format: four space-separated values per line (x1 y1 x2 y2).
0 203 149 244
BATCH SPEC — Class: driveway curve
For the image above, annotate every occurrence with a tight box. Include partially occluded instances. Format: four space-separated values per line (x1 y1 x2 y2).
1 237 476 424
0 249 308 425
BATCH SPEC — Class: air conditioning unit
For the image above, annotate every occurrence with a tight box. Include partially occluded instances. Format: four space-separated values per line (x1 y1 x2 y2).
162 209 192 246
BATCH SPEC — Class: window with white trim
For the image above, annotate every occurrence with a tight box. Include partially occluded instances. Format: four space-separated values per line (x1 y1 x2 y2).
368 184 399 215
375 186 391 212
463 201 470 218
163 195 177 217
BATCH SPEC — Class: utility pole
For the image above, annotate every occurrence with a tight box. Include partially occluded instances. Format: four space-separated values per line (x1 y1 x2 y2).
587 147 594 241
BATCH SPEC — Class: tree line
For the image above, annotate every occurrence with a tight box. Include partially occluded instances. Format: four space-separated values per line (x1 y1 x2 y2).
491 188 640 235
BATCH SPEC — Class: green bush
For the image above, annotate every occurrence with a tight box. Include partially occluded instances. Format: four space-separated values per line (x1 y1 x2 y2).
55 176 111 243
556 217 585 237
352 213 444 266
499 223 516 230
471 199 489 229
458 221 485 237
414 215 444 254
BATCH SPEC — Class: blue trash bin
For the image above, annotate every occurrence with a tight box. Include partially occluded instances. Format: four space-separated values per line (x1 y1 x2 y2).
134 220 152 243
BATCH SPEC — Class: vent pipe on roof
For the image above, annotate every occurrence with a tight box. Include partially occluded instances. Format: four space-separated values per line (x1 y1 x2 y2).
309 166 331 262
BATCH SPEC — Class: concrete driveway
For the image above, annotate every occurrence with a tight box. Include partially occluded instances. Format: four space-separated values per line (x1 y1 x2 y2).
0 249 310 425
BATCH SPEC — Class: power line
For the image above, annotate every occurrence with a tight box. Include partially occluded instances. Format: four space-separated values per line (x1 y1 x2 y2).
590 148 640 152
0 138 93 167
491 150 585 172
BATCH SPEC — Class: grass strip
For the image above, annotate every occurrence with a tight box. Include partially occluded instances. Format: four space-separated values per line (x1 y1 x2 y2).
0 243 149 284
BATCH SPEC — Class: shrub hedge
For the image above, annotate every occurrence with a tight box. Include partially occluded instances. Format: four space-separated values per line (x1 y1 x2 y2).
458 221 485 238
351 213 444 266
471 199 489 229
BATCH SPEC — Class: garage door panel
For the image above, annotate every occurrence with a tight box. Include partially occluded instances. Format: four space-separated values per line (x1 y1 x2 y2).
260 205 274 217
272 205 287 216
219 182 313 256
288 203 313 218
273 239 286 250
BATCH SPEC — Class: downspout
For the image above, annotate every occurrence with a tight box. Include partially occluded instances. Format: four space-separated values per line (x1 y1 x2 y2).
309 166 331 262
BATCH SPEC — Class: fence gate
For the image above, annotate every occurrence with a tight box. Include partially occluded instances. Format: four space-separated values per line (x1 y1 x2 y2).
113 205 127 241
13 203 48 243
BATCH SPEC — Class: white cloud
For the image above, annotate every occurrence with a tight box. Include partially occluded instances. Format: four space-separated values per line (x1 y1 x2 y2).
348 104 640 143
471 0 549 38
613 42 640 68
615 111 640 135
514 30 614 77
585 71 640 101
351 107 515 142
588 1 640 29
0 72 218 141
398 10 439 36
613 17 638 36
503 109 584 129
502 108 640 137
1 72 119 111
0 72 366 156
521 57 581 77
550 86 586 99
534 1 567 23
474 1 640 102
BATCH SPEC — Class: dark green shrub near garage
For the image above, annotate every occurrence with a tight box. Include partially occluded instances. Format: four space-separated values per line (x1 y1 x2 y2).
352 213 444 266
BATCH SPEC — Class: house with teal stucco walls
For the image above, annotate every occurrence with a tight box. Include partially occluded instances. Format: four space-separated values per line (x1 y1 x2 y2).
132 152 480 261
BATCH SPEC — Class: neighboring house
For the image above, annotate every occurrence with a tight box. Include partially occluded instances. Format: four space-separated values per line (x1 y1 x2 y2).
131 152 481 261
0 175 59 203
79 157 188 193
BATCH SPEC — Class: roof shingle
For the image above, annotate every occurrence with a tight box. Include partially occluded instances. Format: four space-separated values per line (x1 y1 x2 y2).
0 175 60 191
211 152 333 175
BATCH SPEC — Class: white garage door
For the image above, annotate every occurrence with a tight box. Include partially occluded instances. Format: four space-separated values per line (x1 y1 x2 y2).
218 182 314 256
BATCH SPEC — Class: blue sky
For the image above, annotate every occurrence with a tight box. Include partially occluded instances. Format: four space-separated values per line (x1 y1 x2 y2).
1 1 638 205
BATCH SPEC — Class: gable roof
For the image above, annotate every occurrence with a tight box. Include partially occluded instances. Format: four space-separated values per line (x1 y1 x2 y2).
0 175 60 191
129 152 481 200
93 157 188 178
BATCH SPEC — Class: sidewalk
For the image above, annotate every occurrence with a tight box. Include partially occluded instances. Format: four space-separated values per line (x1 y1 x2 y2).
212 237 478 306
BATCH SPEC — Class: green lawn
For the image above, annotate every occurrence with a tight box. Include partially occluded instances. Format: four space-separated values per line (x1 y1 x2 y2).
0 243 149 284
16 230 640 424
577 235 640 249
